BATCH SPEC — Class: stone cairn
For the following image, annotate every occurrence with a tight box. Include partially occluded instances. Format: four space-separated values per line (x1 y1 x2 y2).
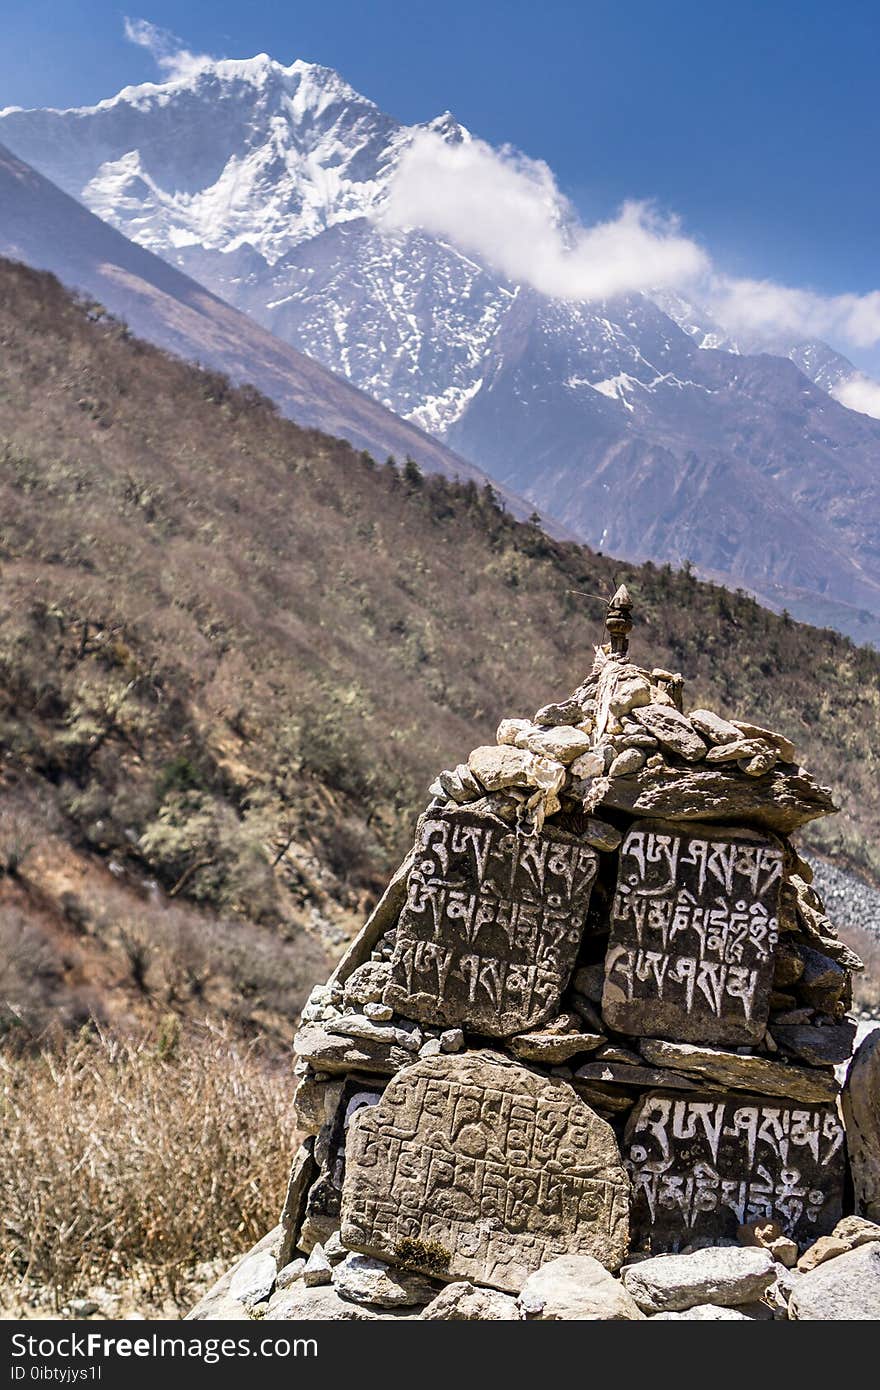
191 588 880 1321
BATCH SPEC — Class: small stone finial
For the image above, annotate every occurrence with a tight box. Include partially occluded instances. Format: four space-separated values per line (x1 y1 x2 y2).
605 584 633 656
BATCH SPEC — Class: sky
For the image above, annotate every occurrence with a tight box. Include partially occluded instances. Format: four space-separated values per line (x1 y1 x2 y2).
2 0 880 376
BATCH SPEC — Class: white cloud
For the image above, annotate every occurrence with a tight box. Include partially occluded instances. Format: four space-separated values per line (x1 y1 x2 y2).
123 17 212 82
706 277 880 351
832 373 880 420
379 130 709 301
379 129 880 359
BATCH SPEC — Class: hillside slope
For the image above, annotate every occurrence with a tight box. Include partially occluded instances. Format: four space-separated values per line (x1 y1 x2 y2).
1 258 878 1045
5 57 880 641
0 142 545 523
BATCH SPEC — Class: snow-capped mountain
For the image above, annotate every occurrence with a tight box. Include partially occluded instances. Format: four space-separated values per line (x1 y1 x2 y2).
4 55 880 643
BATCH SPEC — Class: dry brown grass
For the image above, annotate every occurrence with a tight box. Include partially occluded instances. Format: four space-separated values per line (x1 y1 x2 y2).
0 1024 295 1313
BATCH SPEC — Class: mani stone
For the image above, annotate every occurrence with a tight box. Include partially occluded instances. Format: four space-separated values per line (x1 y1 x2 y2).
339 1053 630 1294
623 1089 846 1254
602 820 785 1046
842 1027 880 1222
385 808 599 1036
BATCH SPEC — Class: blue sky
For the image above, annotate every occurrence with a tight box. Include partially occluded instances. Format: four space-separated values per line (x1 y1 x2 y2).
2 1 880 372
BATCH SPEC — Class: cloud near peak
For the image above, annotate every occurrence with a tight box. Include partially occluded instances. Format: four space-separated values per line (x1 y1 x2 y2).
379 130 708 301
379 129 880 360
123 17 213 82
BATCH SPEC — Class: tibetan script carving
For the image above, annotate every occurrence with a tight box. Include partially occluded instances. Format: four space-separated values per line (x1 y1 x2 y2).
624 1088 845 1253
602 819 785 1044
340 1053 630 1293
385 809 598 1035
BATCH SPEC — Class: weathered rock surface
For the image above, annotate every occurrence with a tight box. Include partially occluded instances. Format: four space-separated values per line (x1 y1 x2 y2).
842 1027 880 1221
631 704 708 761
771 1021 856 1067
507 1029 605 1063
263 1282 381 1320
332 1253 436 1308
622 1246 776 1313
303 1244 332 1288
293 1021 413 1076
688 709 740 744
228 1248 277 1309
340 1053 630 1292
420 1281 522 1320
639 1039 840 1102
788 1242 880 1320
600 762 836 833
517 1255 645 1320
187 1227 282 1321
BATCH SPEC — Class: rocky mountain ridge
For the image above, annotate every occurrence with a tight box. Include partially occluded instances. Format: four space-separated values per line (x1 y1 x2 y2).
4 57 880 641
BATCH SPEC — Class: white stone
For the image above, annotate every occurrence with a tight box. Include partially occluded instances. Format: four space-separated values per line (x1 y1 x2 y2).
303 1244 332 1288
517 1256 645 1321
332 1253 436 1308
275 1259 305 1291
363 1001 393 1021
569 750 605 779
788 1242 880 1320
622 1246 776 1313
228 1249 277 1308
439 1028 465 1053
421 1281 522 1320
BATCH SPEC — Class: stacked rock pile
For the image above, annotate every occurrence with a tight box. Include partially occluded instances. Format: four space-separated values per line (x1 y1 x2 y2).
189 588 880 1322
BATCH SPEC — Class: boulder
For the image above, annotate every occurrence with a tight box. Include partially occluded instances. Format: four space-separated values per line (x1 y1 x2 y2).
788 1242 880 1320
622 1246 776 1313
842 1027 880 1221
292 1022 413 1076
796 1236 850 1272
518 1256 645 1320
832 1215 880 1249
730 719 797 762
343 961 392 1007
420 1281 522 1320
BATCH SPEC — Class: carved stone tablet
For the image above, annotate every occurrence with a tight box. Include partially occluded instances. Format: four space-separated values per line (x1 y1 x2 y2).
602 819 785 1045
624 1089 845 1254
340 1053 630 1293
385 809 599 1036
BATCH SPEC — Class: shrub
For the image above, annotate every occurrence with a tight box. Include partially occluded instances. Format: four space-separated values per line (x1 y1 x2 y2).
0 1027 296 1311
